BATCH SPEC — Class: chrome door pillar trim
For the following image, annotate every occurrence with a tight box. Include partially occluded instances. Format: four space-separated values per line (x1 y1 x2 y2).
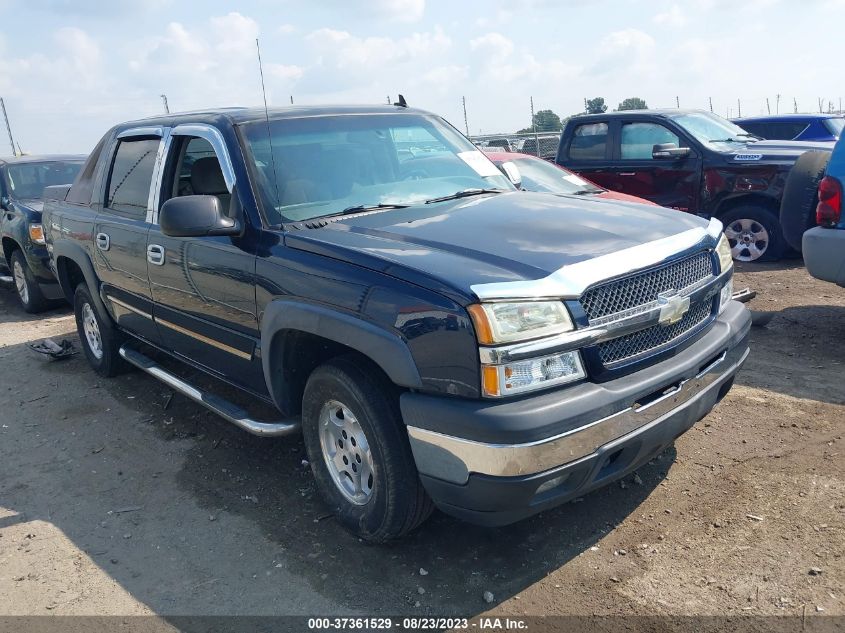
170 124 237 191
470 218 724 301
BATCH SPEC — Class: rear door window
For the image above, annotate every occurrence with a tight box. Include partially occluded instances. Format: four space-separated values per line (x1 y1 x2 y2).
104 138 160 218
620 123 680 159
568 123 608 160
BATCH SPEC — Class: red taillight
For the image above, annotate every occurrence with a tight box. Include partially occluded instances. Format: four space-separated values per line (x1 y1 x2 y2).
816 176 842 227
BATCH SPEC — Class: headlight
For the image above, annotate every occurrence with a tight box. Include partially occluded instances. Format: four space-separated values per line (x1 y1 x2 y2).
29 224 45 245
481 350 585 397
716 233 733 273
468 301 574 344
719 276 733 314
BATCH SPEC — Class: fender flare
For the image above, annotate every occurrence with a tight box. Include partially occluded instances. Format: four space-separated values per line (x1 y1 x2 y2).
51 241 108 315
260 299 423 410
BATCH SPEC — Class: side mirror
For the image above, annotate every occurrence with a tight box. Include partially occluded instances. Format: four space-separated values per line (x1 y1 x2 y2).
652 143 691 160
0 196 9 210
159 195 240 238
500 161 522 189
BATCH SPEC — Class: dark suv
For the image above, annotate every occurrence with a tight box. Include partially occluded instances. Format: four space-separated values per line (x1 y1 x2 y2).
556 109 832 262
1 155 84 311
43 105 749 541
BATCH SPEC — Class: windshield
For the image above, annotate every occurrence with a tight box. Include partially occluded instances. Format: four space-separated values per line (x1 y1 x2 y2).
824 118 844 138
5 161 82 199
670 111 752 147
241 113 513 224
504 155 603 195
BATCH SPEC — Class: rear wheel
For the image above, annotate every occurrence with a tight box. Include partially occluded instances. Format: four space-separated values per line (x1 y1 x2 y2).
73 283 127 377
780 150 830 252
720 204 785 262
10 250 48 313
301 356 434 542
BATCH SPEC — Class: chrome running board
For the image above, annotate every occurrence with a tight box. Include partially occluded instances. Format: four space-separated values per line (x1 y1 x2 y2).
119 344 300 437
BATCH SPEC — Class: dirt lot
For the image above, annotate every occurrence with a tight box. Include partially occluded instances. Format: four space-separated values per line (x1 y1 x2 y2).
0 261 843 626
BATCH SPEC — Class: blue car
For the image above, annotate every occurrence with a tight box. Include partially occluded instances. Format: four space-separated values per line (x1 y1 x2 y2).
803 136 845 287
733 114 844 143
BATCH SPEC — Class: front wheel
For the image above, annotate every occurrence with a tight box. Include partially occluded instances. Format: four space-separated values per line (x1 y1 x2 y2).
10 250 48 313
73 283 128 377
720 205 785 262
301 356 434 542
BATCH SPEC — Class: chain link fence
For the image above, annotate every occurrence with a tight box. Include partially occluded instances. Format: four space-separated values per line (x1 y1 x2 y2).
469 132 561 160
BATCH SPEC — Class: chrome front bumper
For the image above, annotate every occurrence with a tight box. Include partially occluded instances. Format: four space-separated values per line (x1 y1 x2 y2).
404 302 751 486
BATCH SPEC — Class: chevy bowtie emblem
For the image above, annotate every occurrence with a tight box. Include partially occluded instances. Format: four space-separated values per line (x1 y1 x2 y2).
657 290 690 326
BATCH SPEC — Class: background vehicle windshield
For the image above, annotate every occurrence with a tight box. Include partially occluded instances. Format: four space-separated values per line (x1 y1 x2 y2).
824 117 844 138
5 161 82 199
507 155 603 195
241 113 513 223
671 112 752 147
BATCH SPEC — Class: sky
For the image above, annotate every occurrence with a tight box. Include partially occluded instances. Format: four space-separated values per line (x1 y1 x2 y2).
0 0 843 154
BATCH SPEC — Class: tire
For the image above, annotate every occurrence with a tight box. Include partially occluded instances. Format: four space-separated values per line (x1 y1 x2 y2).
720 204 786 262
10 250 48 313
780 150 830 252
73 283 127 377
301 355 434 542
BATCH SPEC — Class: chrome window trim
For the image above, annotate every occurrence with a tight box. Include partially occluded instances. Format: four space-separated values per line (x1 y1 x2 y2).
479 267 730 365
471 218 724 301
170 124 236 192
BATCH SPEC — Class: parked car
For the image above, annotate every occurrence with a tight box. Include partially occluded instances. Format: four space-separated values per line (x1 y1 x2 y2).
556 109 832 262
732 114 844 143
0 155 84 311
484 150 658 205
43 105 749 542
801 137 845 286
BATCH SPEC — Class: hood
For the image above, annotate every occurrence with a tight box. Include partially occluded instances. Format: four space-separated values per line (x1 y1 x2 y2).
721 139 834 163
12 198 44 213
285 192 709 302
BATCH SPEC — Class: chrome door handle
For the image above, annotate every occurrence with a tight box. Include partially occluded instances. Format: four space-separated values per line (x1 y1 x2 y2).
619 172 636 176
95 233 110 251
147 244 165 266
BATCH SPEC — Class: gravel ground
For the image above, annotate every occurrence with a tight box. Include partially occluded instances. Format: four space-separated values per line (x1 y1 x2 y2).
0 261 842 625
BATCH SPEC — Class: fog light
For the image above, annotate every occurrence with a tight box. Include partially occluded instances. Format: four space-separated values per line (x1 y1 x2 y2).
719 277 733 314
535 473 570 495
482 350 585 397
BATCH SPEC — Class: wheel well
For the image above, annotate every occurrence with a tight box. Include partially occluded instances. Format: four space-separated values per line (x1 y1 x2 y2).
55 256 86 300
715 194 779 219
267 329 393 416
2 237 20 267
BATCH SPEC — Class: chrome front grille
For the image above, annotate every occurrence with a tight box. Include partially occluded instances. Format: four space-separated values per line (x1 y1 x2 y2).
597 298 713 366
580 251 713 324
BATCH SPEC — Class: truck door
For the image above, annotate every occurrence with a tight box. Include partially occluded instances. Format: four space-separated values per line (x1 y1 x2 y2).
606 120 702 212
93 130 163 344
146 126 265 395
558 120 617 190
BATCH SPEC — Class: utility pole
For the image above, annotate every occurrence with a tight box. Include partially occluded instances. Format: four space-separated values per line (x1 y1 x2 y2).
766 97 771 115
530 96 539 157
794 97 798 114
462 96 469 136
160 94 170 114
676 96 680 108
0 98 17 156
819 97 824 113
776 93 780 114
737 98 741 118
290 95 293 104
584 97 588 114
709 96 713 112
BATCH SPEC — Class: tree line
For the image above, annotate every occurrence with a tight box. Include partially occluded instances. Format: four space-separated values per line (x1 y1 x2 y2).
517 96 648 133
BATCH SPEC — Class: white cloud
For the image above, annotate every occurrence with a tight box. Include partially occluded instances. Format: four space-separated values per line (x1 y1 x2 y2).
469 32 515 61
653 5 687 27
373 0 425 22
307 26 450 69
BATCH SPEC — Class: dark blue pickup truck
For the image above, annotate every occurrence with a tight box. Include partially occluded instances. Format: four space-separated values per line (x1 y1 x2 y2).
43 105 750 541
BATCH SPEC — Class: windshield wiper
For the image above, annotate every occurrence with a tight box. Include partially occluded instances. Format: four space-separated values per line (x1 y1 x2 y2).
424 188 505 204
569 189 603 195
736 132 764 141
708 138 745 143
316 203 409 220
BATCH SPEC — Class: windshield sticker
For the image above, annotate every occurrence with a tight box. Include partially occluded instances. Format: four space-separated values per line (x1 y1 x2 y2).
457 151 503 178
563 173 590 186
734 153 763 161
